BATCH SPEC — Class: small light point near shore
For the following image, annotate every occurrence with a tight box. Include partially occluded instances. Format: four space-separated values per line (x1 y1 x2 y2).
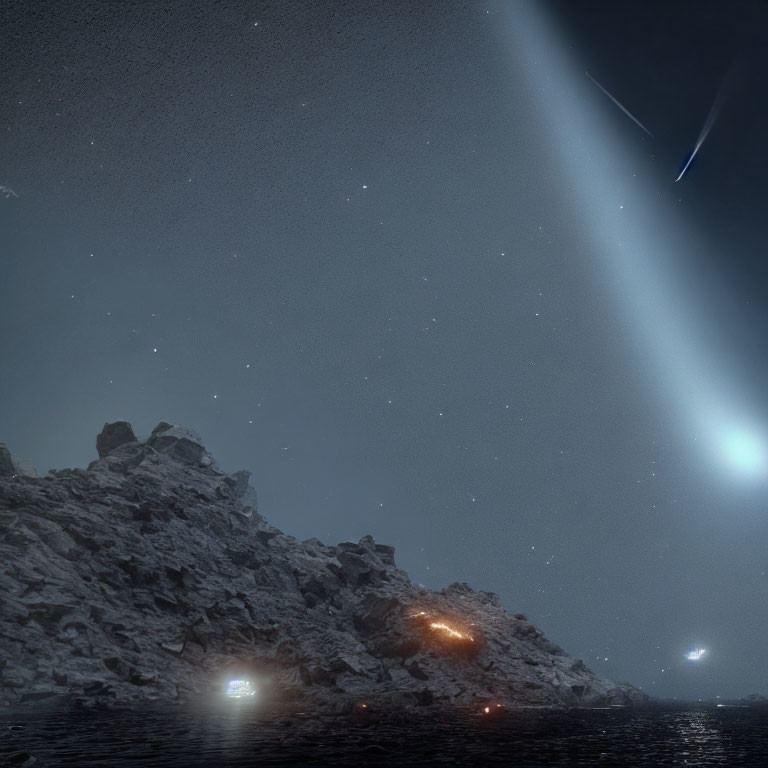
226 679 256 698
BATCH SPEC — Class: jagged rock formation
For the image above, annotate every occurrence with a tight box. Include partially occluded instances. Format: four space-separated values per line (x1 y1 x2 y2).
0 443 14 476
0 422 648 711
95 420 137 458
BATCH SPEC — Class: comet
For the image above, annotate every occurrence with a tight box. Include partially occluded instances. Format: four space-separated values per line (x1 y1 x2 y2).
675 70 735 182
586 71 654 138
685 648 706 661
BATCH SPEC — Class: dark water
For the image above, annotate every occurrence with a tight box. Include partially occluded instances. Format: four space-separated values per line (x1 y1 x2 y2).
2 705 768 767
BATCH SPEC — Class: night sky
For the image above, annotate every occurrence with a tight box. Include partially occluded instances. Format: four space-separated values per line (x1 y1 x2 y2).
3 0 768 701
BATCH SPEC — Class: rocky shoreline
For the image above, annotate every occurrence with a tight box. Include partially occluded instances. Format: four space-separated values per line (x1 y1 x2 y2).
0 422 648 712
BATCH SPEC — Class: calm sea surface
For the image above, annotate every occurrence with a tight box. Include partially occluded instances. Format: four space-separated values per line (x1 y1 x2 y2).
2 705 767 767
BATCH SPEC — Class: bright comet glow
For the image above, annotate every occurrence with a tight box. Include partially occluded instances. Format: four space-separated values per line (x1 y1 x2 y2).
721 428 768 476
685 648 706 661
506 3 768 483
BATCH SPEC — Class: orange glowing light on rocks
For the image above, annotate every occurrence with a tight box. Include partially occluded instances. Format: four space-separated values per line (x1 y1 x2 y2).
429 622 474 642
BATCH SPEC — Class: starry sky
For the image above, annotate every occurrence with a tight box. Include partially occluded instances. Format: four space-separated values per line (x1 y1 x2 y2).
3 0 768 701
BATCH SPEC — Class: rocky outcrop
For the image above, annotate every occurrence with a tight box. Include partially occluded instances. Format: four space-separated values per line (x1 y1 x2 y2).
0 422 648 711
95 421 137 458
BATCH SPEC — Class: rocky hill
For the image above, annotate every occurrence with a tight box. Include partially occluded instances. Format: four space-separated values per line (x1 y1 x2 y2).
0 422 647 711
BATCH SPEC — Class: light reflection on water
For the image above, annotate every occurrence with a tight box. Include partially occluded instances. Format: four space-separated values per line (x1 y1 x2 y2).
1 706 767 767
670 710 727 764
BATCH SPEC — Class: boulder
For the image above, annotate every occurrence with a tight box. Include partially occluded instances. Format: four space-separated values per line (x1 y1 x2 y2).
96 422 137 458
374 544 396 567
146 423 214 467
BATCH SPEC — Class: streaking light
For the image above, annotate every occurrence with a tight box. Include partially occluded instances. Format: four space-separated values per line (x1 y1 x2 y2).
685 648 706 661
675 70 735 182
506 3 768 482
586 71 654 137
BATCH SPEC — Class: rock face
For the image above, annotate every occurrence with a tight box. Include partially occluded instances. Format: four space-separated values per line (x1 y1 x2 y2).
0 422 648 711
95 421 137 458
0 443 14 476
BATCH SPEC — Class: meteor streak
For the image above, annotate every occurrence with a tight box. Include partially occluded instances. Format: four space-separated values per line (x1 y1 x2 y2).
511 7 766 481
675 71 734 182
586 71 654 138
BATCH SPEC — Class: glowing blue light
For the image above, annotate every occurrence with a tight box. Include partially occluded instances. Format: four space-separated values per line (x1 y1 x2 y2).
506 3 768 482
685 648 706 661
720 428 767 476
226 679 256 698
